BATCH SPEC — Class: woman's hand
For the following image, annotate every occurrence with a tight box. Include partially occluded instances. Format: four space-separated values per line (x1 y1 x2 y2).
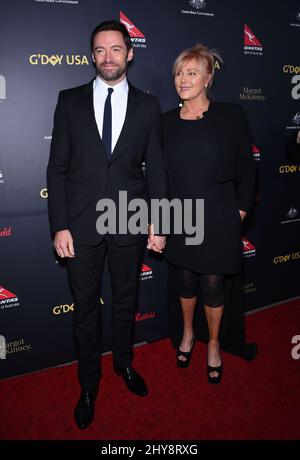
147 224 166 253
239 210 247 222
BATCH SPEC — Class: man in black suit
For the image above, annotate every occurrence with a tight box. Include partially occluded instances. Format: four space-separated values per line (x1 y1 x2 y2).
47 20 168 429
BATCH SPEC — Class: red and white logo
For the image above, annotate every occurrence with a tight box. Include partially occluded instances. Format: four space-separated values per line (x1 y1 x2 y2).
242 237 256 257
0 286 19 309
120 11 147 48
244 25 262 46
244 25 263 55
140 263 153 281
135 311 156 322
0 227 12 237
0 287 16 299
252 144 260 161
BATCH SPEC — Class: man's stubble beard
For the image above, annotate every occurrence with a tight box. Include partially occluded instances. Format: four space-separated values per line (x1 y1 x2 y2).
96 60 128 82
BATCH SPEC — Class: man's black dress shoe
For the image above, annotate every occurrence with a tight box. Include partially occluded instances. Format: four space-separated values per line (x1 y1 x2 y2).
74 385 98 430
115 367 148 397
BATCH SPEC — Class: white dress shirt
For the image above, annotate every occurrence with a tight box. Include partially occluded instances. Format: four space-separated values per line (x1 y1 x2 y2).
93 76 129 154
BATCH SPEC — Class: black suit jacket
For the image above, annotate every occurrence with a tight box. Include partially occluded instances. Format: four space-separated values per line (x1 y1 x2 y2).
163 102 256 213
286 131 300 163
47 79 168 245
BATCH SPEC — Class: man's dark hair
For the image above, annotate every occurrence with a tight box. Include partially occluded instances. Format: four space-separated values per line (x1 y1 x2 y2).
91 20 132 52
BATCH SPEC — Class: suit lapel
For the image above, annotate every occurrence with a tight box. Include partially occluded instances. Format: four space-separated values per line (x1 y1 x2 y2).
109 83 137 165
83 79 137 164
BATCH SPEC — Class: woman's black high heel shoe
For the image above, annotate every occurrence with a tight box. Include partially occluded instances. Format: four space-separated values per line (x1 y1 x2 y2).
176 339 195 368
207 363 223 384
207 344 223 384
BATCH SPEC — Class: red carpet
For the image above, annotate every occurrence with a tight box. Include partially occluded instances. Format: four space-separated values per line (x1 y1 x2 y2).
0 299 299 440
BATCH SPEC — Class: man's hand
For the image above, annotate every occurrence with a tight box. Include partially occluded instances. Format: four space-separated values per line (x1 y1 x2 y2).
147 224 166 253
239 210 247 222
54 230 75 258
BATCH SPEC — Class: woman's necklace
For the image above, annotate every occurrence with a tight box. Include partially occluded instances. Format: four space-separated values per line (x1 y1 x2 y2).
182 101 210 120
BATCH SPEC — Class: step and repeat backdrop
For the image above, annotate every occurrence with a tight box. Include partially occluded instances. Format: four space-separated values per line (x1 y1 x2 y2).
0 0 299 379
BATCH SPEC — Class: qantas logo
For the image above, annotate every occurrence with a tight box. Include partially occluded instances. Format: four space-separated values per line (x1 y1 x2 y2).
0 287 17 299
120 11 145 37
244 25 263 55
120 11 147 48
140 263 153 280
242 237 256 257
252 144 260 161
244 24 262 46
141 263 151 272
0 286 20 309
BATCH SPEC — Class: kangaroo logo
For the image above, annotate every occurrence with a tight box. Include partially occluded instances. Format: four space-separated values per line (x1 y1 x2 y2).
189 0 206 10
0 288 8 299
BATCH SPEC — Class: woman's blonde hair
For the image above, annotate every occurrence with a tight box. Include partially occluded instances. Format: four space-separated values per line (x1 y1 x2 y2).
173 43 222 98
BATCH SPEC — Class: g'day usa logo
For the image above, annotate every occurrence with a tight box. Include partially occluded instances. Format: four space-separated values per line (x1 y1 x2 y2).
120 11 146 48
0 286 20 310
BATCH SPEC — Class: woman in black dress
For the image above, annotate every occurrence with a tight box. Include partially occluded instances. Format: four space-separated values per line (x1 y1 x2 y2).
163 44 255 383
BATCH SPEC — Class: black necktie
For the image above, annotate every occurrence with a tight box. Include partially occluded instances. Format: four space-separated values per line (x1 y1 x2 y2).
102 87 114 157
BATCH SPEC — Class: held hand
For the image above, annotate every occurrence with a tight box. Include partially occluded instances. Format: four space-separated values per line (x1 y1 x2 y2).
147 235 166 253
54 230 75 258
147 224 166 253
239 210 247 222
147 223 155 250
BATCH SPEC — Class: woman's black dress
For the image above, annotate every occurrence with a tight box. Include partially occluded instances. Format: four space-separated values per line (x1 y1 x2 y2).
163 104 242 274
